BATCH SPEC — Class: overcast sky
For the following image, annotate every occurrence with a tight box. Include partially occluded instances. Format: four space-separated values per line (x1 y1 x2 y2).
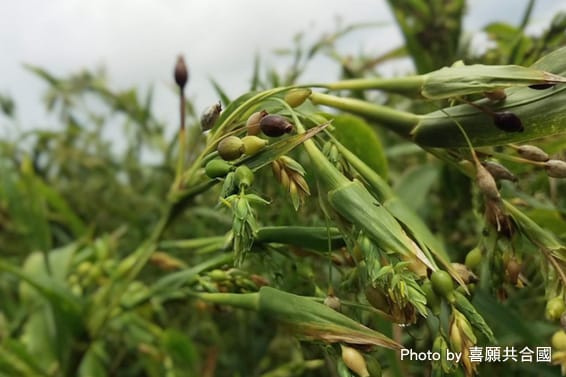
1 0 565 139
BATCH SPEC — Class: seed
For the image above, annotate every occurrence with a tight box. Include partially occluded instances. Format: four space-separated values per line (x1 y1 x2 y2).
529 83 555 90
234 165 254 188
284 88 312 107
421 280 441 314
545 159 566 178
517 145 549 162
546 297 566 321
324 295 341 311
431 270 454 299
552 330 566 350
201 102 222 131
205 159 233 179
482 161 517 182
241 135 268 156
174 55 188 89
246 110 268 136
465 247 482 270
217 136 244 161
364 286 389 312
505 258 522 284
365 356 382 377
483 89 506 101
476 163 500 201
493 111 523 132
259 115 294 137
341 345 369 377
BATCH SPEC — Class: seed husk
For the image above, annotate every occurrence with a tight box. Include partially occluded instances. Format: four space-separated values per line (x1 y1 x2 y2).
174 55 188 89
545 159 566 178
246 110 268 136
217 136 244 161
260 115 294 137
492 111 523 132
517 145 549 162
201 102 222 131
341 345 369 377
482 161 517 182
476 163 500 201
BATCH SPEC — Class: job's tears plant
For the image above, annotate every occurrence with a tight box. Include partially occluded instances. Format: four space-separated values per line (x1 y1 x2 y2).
1 3 566 377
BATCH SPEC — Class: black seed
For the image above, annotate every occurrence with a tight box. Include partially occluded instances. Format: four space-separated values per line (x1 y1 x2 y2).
259 115 294 137
528 83 554 90
493 111 524 132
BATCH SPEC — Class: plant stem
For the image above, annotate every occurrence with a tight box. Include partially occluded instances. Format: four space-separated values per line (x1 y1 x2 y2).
323 75 425 96
309 92 419 138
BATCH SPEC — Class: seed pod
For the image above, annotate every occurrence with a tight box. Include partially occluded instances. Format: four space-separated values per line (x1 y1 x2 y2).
341 345 369 377
482 161 517 182
234 165 254 188
260 115 294 137
284 88 312 107
476 163 500 201
201 102 222 131
246 110 268 136
174 55 188 89
517 145 549 162
241 135 268 156
217 136 244 161
545 159 566 178
483 89 506 101
492 111 523 132
205 159 233 178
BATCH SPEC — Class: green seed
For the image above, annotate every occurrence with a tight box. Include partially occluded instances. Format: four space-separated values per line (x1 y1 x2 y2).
431 270 454 299
205 159 233 178
242 135 268 156
235 165 254 188
217 136 244 161
465 247 482 270
546 297 566 321
552 330 566 350
284 88 312 108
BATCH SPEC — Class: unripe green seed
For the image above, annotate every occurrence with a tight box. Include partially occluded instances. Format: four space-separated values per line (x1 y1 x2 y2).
517 145 549 162
284 88 312 107
246 110 268 136
545 159 566 178
234 165 254 188
465 247 482 270
431 270 455 299
242 135 268 156
546 297 566 321
365 356 382 377
205 159 233 178
552 330 566 350
217 136 244 161
421 280 441 314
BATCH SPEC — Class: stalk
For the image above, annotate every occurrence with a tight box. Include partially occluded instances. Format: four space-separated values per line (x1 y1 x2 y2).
324 75 425 96
309 92 419 138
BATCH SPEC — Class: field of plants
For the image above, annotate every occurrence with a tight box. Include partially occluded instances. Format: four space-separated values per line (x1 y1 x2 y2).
2 1 566 376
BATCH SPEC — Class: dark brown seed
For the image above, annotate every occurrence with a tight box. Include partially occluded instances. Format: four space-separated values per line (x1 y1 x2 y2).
493 111 523 132
174 55 188 89
529 83 555 90
259 115 294 137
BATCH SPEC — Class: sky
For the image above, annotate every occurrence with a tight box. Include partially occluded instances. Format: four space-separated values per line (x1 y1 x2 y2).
1 0 565 140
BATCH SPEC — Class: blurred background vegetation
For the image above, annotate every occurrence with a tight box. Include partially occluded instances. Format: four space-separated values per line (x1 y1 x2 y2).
1 1 566 376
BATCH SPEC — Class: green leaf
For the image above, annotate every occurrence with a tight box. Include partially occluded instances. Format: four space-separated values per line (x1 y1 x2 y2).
331 114 388 179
